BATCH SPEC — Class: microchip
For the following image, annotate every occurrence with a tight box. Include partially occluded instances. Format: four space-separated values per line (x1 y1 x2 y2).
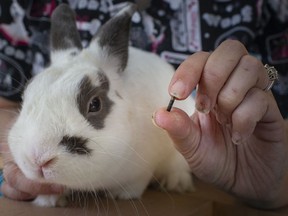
166 96 175 112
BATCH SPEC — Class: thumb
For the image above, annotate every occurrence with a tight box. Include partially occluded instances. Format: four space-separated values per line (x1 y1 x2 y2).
153 107 200 159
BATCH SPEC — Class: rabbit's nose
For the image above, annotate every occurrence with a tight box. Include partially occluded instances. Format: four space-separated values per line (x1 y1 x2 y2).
39 157 56 169
35 156 57 179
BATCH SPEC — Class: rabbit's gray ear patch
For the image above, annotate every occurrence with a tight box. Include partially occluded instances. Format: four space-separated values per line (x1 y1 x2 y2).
60 136 91 155
77 75 114 129
93 3 137 72
50 4 82 51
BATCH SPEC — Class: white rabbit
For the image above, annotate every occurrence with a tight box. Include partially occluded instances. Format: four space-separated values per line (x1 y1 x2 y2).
8 3 195 207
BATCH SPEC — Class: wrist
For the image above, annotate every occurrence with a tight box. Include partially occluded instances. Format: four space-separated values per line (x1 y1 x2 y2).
240 171 288 209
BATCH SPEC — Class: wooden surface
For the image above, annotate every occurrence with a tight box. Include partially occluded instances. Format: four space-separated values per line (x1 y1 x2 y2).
1 155 288 215
1 178 288 216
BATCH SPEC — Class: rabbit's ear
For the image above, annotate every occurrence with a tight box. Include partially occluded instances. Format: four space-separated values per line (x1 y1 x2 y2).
89 3 137 73
50 4 82 58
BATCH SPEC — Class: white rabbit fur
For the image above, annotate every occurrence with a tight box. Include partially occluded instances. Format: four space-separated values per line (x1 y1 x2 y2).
8 3 195 207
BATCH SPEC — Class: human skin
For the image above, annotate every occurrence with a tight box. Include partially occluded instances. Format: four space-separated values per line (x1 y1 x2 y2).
153 40 288 209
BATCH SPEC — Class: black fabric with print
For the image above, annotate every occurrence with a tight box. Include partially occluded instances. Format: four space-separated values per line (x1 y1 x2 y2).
0 0 287 117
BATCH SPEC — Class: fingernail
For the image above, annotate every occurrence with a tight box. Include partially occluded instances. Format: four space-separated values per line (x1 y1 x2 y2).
196 94 211 114
232 132 242 145
152 111 161 129
170 79 186 99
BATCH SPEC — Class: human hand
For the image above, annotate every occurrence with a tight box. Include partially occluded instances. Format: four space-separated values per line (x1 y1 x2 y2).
153 40 288 208
1 154 64 200
0 98 64 200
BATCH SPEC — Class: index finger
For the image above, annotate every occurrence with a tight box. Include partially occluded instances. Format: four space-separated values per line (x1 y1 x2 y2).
3 162 64 196
169 51 210 100
1 182 35 201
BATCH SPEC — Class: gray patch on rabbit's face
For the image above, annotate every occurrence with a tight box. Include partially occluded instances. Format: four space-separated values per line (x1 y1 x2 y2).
77 74 114 129
60 136 91 155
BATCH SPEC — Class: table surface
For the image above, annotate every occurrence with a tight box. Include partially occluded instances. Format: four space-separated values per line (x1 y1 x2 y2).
1 156 288 216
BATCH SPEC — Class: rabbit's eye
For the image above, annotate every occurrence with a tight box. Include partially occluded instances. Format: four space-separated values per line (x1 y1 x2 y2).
89 97 101 113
